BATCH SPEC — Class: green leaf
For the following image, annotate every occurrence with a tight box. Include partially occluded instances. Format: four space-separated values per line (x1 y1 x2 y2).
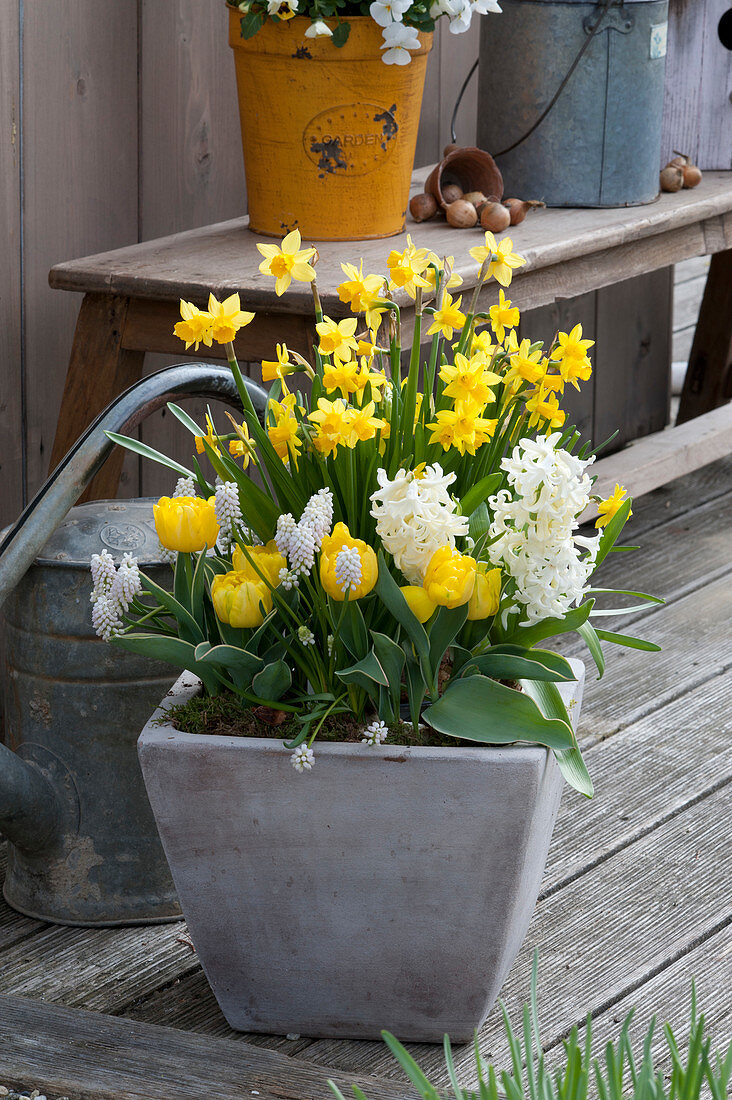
464 649 576 683
428 604 469 674
331 20 351 46
374 553 431 669
521 679 593 798
461 474 502 516
593 499 632 571
337 650 389 690
113 633 219 694
380 1032 442 1100
251 659 292 701
166 401 205 438
594 628 662 652
139 570 203 644
502 599 595 649
337 599 369 660
370 631 406 688
423 675 575 751
240 10 264 38
194 643 263 690
105 431 195 480
577 620 605 678
404 655 426 732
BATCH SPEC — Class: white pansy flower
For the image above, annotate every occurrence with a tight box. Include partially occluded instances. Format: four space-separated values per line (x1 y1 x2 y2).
370 0 412 24
370 463 469 584
305 19 333 36
381 20 421 63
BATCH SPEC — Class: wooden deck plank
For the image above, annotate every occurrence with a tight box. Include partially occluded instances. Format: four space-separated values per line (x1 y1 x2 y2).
0 994 413 1100
604 454 732 538
299 786 731 1081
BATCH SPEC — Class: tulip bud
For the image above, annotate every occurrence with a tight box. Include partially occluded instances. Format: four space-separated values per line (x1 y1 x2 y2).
467 564 502 620
422 546 476 609
153 495 219 553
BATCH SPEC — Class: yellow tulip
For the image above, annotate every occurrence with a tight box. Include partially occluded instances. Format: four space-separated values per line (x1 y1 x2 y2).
211 571 272 629
400 585 438 624
467 564 502 621
423 546 476 609
319 522 378 601
153 496 219 553
232 541 286 587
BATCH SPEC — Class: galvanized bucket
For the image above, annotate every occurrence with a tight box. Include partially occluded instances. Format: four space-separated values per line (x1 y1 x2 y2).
477 0 670 207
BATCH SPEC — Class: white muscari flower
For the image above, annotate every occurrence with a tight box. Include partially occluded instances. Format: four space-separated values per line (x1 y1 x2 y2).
361 719 388 745
370 463 469 584
90 549 117 600
298 625 316 647
174 476 197 498
291 744 315 773
279 566 300 591
215 480 242 554
158 543 177 565
288 523 318 575
334 545 363 592
91 593 123 641
305 18 333 35
327 634 334 656
300 487 334 543
110 553 142 611
275 513 298 556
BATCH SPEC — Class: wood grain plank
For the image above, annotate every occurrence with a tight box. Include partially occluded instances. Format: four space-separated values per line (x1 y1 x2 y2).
0 2 23 527
22 1 139 498
696 0 732 171
661 0 705 167
414 23 442 167
674 255 710 284
47 173 732 309
673 273 707 331
0 994 414 1100
677 249 732 422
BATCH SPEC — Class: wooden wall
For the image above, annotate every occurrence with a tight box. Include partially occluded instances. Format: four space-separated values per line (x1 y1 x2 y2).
0 5 670 528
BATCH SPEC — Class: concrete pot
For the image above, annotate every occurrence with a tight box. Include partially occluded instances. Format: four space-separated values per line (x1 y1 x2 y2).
138 659 585 1041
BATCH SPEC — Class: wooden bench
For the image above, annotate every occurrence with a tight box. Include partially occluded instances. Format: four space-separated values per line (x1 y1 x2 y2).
48 171 732 505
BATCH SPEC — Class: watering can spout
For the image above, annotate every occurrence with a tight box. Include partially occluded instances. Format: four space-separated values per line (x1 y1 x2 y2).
0 742 63 854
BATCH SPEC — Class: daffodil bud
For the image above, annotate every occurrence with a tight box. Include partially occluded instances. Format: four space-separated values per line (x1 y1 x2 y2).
467 564 502 620
422 546 476 609
211 571 272 629
153 496 219 553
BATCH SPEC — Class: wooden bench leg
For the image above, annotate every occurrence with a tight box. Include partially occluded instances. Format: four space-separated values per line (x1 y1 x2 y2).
49 292 145 501
677 250 732 424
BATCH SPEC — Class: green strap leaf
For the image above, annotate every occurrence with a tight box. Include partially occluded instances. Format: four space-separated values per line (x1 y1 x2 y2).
251 659 292 701
113 633 219 695
577 620 605 678
142 570 203 644
464 650 577 683
502 599 595 648
521 679 593 798
374 552 431 670
428 604 469 674
194 643 263 690
593 498 632 571
460 473 502 516
593 628 662 652
423 675 575 751
105 431 195 480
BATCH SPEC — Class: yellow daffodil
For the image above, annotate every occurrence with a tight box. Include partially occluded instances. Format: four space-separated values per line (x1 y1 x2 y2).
351 365 387 405
489 289 521 343
469 233 527 287
232 541 287 586
153 495 219 553
552 324 594 389
322 359 361 396
347 400 387 442
428 402 497 455
173 300 213 351
423 253 463 296
319 522 378 601
440 353 501 406
256 229 317 296
338 262 387 331
262 343 298 386
211 571 272 629
195 413 221 457
267 393 302 464
308 397 352 456
316 316 359 363
426 292 466 340
387 235 431 297
505 338 545 388
467 564 502 620
423 546 476 609
595 484 632 529
471 328 497 358
525 384 566 432
207 293 254 344
227 418 253 469
400 585 438 623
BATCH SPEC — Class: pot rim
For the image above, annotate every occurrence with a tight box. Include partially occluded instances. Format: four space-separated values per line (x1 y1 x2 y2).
140 663 585 761
227 8 433 58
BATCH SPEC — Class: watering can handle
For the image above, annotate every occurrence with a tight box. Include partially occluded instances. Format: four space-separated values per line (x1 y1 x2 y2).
0 362 267 610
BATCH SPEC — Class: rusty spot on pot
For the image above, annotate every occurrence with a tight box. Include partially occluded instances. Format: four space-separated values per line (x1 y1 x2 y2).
293 45 312 58
374 104 398 151
310 135 348 176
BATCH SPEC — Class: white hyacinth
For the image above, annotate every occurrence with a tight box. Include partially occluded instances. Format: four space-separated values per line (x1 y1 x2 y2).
488 434 600 625
370 463 469 584
334 545 363 593
361 719 388 745
298 625 316 647
291 744 315 773
173 476 197 497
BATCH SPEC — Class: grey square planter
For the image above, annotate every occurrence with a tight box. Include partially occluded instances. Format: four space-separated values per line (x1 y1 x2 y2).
138 659 585 1041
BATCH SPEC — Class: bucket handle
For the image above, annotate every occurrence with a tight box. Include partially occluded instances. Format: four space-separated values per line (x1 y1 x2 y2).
450 0 615 153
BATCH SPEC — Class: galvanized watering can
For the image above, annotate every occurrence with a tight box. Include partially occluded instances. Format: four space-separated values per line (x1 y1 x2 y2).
0 363 267 926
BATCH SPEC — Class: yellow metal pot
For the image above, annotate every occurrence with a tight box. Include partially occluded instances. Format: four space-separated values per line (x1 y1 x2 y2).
228 10 432 240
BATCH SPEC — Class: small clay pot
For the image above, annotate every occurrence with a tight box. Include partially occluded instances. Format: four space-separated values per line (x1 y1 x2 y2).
425 146 504 209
